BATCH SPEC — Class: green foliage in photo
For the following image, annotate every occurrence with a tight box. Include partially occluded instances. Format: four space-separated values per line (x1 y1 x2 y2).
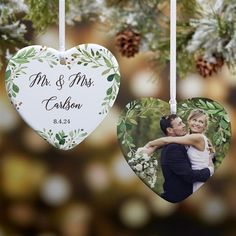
118 97 231 194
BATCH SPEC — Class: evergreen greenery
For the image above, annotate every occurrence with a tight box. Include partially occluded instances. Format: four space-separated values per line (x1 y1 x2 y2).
1 0 236 77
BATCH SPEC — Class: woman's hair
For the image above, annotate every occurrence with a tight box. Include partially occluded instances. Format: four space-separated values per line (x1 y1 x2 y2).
187 109 209 132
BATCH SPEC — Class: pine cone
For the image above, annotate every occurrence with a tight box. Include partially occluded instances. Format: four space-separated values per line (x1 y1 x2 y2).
196 55 224 78
115 28 141 58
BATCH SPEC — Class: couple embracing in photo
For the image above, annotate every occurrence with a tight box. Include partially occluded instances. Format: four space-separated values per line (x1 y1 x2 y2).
143 109 215 203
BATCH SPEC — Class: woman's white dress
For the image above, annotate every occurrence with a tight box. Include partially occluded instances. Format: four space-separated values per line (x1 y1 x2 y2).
187 134 213 192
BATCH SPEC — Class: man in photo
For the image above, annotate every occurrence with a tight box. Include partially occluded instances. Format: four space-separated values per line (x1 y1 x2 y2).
146 114 214 203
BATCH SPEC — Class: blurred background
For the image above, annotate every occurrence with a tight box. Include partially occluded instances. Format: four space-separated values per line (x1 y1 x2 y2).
1 0 236 235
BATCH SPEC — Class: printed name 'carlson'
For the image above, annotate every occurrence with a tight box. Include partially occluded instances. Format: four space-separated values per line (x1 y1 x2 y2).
42 96 83 111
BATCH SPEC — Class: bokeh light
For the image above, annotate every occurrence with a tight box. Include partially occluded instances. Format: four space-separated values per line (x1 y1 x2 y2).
119 198 150 228
110 153 137 185
130 70 159 97
178 74 204 98
1 154 47 198
40 174 72 206
84 162 111 193
198 196 229 224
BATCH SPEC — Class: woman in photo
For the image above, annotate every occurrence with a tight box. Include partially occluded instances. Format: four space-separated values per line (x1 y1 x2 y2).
145 109 215 192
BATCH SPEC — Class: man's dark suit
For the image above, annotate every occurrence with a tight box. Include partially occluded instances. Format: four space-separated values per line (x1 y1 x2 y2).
160 143 210 203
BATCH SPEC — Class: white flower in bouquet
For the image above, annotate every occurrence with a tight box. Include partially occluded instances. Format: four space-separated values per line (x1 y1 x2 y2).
149 167 155 175
143 163 149 169
150 174 157 189
139 172 146 179
135 163 143 172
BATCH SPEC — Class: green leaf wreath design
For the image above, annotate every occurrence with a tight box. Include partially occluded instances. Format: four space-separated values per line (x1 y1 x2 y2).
117 98 165 192
5 46 58 99
38 128 88 150
178 98 231 168
6 44 120 115
118 98 231 193
73 44 120 114
117 98 166 158
100 73 120 114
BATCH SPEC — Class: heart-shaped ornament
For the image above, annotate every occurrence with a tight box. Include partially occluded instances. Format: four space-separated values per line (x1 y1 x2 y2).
5 44 120 150
117 97 231 203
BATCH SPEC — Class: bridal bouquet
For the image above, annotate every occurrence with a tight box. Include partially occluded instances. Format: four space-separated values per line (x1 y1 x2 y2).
128 147 158 189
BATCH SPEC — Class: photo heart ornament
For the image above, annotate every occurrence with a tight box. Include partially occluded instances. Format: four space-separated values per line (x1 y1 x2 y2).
117 97 231 203
5 44 120 150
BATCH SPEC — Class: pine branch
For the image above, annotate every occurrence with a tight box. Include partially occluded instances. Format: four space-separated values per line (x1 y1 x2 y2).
24 0 58 32
2 0 236 78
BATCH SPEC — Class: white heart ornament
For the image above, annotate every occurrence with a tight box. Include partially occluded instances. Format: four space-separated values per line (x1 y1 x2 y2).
5 44 120 150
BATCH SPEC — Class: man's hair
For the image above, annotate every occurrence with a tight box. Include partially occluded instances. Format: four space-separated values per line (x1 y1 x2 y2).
160 114 178 135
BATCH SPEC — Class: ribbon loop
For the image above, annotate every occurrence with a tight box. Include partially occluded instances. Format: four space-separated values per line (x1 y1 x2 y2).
169 0 177 114
59 0 66 64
